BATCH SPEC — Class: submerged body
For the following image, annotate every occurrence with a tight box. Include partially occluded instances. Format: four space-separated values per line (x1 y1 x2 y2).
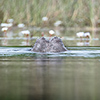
31 37 67 53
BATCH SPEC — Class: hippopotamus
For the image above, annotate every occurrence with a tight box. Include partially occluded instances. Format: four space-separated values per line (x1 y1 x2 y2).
31 36 67 53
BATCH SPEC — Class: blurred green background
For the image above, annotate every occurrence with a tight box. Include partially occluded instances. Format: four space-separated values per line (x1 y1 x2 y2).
0 0 99 28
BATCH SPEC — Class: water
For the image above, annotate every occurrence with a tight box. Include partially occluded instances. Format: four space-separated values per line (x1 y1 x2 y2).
0 47 100 100
0 47 100 58
0 29 100 100
1 58 100 100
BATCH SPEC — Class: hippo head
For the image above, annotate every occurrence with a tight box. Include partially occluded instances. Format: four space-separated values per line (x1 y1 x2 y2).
32 37 50 52
49 36 67 52
32 37 67 53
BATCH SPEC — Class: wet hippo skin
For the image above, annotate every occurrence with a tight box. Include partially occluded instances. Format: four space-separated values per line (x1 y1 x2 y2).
31 36 67 53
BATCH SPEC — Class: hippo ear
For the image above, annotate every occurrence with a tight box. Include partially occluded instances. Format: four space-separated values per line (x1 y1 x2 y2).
50 36 58 41
51 38 62 42
56 39 62 42
41 37 45 40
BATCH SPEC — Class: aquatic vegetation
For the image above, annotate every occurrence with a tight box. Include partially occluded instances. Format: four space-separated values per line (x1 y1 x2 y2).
0 0 100 28
54 20 62 27
49 30 55 37
76 32 91 39
1 27 8 32
7 18 14 22
42 16 48 21
17 23 25 28
1 23 13 28
76 32 91 46
20 30 30 46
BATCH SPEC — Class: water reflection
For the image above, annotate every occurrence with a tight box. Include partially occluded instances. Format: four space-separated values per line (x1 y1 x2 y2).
1 37 8 46
1 27 8 46
0 59 100 100
35 56 63 66
76 32 91 46
76 40 90 46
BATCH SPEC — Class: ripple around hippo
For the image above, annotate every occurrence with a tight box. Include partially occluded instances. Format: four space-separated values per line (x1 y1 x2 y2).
31 36 67 53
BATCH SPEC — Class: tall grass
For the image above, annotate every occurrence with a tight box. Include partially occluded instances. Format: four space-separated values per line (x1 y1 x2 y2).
0 0 100 28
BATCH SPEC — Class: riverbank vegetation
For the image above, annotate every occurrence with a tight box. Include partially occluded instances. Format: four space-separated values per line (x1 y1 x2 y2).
0 0 100 29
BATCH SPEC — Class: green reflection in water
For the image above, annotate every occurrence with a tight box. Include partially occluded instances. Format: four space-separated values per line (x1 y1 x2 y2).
0 58 100 100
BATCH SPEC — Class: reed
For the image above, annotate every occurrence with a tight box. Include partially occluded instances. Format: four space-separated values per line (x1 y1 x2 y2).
0 0 100 28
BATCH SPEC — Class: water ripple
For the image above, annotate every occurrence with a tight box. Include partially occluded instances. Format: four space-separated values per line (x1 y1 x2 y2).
0 47 100 58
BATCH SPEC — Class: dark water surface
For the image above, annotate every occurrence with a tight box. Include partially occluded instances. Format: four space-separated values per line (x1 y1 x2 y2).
0 47 100 100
